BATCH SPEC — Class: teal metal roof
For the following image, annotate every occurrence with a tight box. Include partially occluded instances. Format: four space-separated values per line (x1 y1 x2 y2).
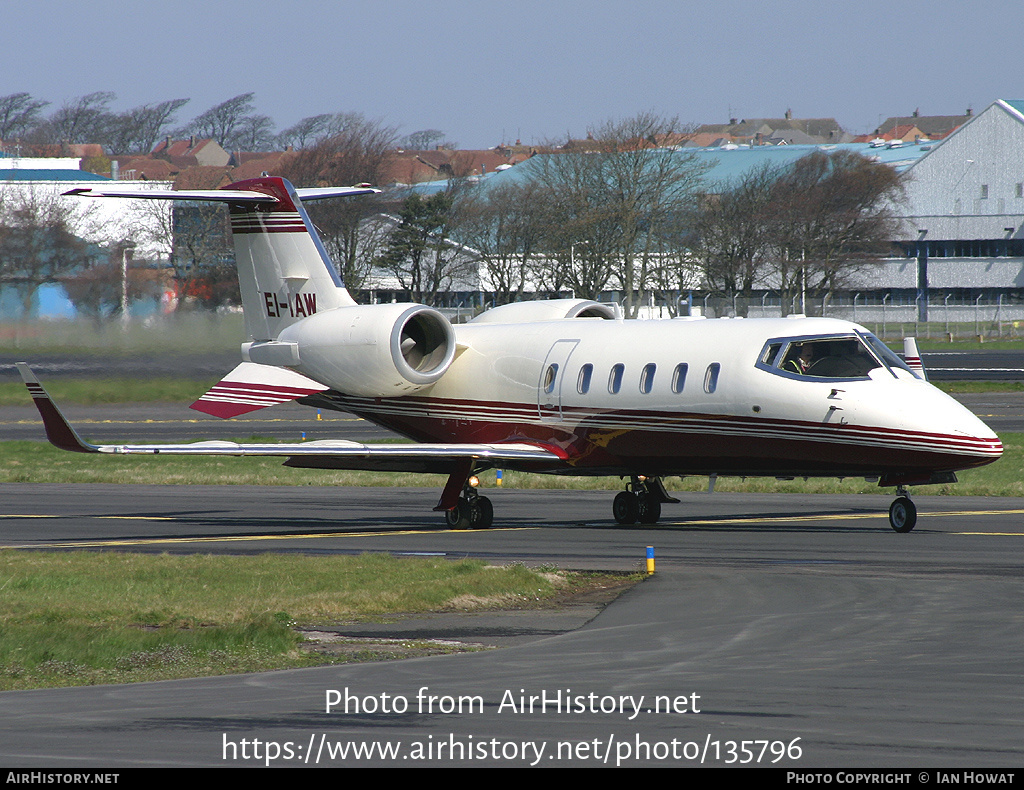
689 142 932 188
406 141 934 198
0 169 110 181
1000 99 1024 117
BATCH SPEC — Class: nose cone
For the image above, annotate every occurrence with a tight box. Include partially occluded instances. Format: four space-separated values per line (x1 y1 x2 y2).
907 384 1002 470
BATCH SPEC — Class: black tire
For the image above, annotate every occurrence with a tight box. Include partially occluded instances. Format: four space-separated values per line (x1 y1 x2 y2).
444 499 472 529
889 497 917 533
613 491 639 525
470 496 494 529
638 494 661 524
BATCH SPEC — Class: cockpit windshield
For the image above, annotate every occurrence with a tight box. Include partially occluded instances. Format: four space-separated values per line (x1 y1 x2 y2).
758 332 919 381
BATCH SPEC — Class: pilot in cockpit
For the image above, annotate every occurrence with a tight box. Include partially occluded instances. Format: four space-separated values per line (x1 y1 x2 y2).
783 343 815 375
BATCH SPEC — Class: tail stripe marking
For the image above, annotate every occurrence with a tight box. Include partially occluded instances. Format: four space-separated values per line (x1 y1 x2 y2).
230 211 306 235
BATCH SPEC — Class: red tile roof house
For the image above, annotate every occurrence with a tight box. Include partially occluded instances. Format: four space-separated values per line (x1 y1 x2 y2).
152 136 230 168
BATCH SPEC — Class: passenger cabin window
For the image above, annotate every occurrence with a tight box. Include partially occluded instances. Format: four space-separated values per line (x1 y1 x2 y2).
608 363 624 394
640 363 656 394
543 363 558 394
758 332 917 381
704 363 720 393
577 364 593 394
671 363 688 393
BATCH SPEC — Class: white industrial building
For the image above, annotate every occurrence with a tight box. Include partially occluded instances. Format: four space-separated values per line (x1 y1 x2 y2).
0 157 173 259
840 100 1024 324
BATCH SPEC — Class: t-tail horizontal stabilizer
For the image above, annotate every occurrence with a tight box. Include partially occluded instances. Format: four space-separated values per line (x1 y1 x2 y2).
64 177 381 343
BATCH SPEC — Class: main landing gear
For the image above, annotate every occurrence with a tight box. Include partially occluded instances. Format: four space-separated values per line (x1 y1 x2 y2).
444 480 494 530
888 486 917 533
613 476 678 526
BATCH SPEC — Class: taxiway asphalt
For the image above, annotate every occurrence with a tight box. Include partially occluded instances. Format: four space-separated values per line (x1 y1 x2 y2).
0 347 1021 767
0 485 1022 767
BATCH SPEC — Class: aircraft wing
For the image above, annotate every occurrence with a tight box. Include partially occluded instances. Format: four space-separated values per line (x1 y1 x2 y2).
18 364 564 471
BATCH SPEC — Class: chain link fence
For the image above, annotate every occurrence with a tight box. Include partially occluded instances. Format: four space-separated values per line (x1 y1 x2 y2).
699 294 1024 341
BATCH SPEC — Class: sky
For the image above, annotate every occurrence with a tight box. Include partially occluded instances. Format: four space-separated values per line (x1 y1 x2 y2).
7 1 1024 149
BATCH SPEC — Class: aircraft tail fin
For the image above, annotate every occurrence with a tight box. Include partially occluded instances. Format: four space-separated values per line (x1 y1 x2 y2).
903 337 927 380
190 362 328 418
64 178 378 342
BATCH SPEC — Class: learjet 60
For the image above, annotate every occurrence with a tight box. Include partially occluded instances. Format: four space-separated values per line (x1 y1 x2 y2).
20 176 1002 533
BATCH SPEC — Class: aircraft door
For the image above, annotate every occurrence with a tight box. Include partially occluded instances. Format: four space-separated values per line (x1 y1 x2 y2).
537 339 579 422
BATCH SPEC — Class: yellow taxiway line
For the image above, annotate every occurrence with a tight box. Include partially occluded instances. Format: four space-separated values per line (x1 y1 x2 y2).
0 525 536 549
655 508 1024 528
2 508 1024 549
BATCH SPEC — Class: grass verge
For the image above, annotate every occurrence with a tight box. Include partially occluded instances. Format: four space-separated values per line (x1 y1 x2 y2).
0 434 1019 495
0 316 245 357
0 377 218 406
932 381 1024 394
0 550 639 690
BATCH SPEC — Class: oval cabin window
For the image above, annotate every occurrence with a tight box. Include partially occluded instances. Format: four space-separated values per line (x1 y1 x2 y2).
704 363 721 394
608 363 624 394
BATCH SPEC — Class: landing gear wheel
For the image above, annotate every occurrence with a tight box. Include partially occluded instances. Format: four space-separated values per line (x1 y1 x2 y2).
613 491 639 525
637 494 661 524
445 499 472 529
470 496 493 529
889 496 917 533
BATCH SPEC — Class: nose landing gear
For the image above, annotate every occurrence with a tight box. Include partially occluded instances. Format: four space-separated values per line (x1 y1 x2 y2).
889 487 917 533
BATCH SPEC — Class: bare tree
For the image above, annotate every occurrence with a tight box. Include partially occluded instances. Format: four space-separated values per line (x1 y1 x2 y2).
770 150 905 314
401 129 449 150
278 116 397 188
526 148 618 300
525 113 707 312
277 114 333 149
0 187 105 316
0 93 50 143
47 92 116 144
590 114 707 316
688 162 780 314
179 93 264 150
455 181 547 304
105 98 189 154
169 203 238 310
276 117 399 291
62 243 163 320
232 114 276 152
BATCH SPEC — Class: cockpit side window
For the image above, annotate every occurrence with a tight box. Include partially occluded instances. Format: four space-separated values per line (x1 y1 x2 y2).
762 343 782 366
861 333 919 378
757 334 890 380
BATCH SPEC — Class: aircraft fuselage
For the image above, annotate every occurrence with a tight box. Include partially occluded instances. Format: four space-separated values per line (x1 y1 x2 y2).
307 315 1001 482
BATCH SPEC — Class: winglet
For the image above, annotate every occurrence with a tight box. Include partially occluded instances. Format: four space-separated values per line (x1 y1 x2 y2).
903 337 927 380
16 363 100 453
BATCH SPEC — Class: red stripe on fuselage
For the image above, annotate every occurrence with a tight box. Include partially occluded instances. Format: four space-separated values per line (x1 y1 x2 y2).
313 392 1000 477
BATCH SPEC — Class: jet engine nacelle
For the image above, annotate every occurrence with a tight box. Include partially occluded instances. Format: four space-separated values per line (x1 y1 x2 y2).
469 298 617 324
263 303 456 397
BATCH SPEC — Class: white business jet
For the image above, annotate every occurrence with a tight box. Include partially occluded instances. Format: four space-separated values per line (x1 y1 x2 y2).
20 176 1002 533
